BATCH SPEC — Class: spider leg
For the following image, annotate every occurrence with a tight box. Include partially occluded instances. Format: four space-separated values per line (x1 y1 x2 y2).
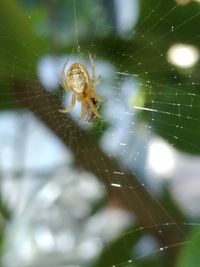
86 97 101 118
89 55 102 92
91 94 105 103
60 81 70 91
60 81 65 89
59 93 76 113
60 59 71 91
81 97 87 118
61 59 69 82
89 54 95 84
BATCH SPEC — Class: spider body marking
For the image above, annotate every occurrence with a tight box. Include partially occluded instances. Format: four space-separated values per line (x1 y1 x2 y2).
67 63 89 94
59 56 103 121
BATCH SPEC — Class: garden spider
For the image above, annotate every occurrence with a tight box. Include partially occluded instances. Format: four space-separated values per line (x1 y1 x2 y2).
59 55 103 121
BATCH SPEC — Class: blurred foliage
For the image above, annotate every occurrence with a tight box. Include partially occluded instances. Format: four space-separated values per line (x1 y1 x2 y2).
176 226 200 267
94 223 141 267
94 224 162 267
0 195 10 267
0 0 200 267
0 0 46 110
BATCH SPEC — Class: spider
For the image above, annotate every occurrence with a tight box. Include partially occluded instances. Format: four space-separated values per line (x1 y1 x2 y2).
59 55 103 121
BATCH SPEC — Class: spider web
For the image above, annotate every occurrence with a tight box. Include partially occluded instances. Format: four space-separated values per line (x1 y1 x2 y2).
1 0 200 267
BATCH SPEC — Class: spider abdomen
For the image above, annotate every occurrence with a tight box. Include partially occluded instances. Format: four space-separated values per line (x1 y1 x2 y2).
68 64 88 93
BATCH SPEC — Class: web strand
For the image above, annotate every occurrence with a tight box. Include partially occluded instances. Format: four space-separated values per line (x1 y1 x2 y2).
73 0 80 54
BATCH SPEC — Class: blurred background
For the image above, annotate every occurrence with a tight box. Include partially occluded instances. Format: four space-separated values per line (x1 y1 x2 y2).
0 0 200 267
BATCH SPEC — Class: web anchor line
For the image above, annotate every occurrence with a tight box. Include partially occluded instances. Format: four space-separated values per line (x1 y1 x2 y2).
73 0 80 54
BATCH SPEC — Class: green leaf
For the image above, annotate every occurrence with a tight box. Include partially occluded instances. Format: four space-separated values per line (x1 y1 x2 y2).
0 0 46 78
176 226 200 267
0 0 46 109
